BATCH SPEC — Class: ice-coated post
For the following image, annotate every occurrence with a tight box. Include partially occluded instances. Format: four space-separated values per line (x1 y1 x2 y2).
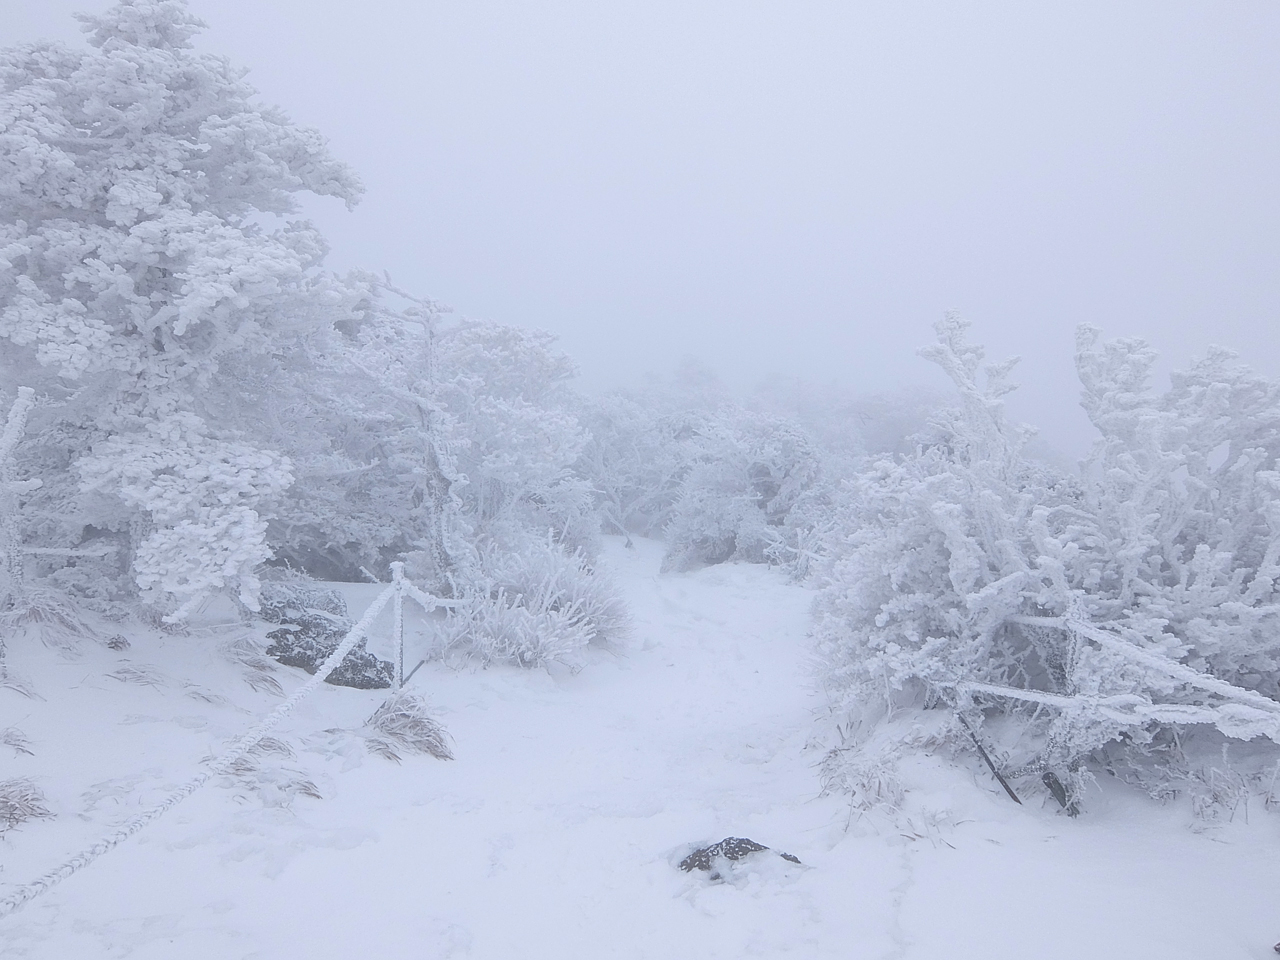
390 561 406 690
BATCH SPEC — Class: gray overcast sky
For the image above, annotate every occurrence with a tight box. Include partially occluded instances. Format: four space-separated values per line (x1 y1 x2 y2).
8 0 1280 457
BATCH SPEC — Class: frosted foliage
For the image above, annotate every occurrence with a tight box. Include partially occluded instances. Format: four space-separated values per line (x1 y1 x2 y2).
578 389 826 576
434 320 593 551
662 411 825 574
0 2 616 662
78 414 291 618
264 284 475 585
1074 326 1280 689
246 285 621 667
816 317 1068 706
438 538 627 667
263 297 598 589
0 0 361 616
0 0 359 386
576 396 702 540
815 317 1280 804
0 388 39 605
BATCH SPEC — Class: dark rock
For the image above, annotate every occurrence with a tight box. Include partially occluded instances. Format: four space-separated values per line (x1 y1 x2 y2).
678 837 801 880
260 585 392 690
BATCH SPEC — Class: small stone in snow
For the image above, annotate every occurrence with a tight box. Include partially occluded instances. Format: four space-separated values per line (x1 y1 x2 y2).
678 837 802 879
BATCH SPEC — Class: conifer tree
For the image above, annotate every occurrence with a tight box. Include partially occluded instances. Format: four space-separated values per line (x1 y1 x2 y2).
0 0 362 618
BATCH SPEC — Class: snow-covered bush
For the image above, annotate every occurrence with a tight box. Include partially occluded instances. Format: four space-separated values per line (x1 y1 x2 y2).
260 282 471 587
263 284 601 581
0 389 38 609
437 536 628 666
577 397 701 542
1072 326 1280 696
815 317 1280 812
435 319 596 558
78 415 294 620
0 778 52 835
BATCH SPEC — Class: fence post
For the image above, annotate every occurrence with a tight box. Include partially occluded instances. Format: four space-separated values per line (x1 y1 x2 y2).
390 561 405 691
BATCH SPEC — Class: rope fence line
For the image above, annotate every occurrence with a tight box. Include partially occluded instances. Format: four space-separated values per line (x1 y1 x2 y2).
0 564 452 921
937 614 1280 744
1010 614 1280 716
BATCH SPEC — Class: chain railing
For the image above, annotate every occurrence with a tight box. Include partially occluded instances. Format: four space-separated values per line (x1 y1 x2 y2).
0 563 455 920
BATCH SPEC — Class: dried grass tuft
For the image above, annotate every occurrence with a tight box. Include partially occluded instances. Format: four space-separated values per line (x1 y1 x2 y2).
0 587 93 656
0 778 52 834
1 726 33 757
366 691 453 760
221 635 277 673
107 663 170 688
0 669 40 699
362 736 402 764
821 745 906 821
213 742 321 806
184 684 230 706
242 672 284 697
251 736 296 759
221 634 284 696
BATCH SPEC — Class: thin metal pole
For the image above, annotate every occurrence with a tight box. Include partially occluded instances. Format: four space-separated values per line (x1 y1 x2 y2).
390 561 405 691
956 714 1022 805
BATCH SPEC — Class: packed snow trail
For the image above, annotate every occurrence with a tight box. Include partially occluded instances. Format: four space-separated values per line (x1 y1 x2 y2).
3 538 1280 958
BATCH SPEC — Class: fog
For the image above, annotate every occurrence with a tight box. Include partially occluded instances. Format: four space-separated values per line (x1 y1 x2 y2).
10 0 1280 458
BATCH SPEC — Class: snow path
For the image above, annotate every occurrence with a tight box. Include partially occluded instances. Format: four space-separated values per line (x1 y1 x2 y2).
3 538 1280 958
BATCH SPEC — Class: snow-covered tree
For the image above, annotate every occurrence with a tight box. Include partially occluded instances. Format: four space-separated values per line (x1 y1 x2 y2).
250 284 625 665
814 317 1074 723
0 389 38 607
264 295 596 583
253 279 469 587
0 0 362 618
435 318 594 557
660 408 826 575
578 370 827 576
403 317 625 665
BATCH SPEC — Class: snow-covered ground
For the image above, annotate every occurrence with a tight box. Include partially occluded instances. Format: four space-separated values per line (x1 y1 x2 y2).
2 538 1279 958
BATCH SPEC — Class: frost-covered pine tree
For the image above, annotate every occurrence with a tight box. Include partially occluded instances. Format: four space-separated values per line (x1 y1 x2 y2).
0 0 362 619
